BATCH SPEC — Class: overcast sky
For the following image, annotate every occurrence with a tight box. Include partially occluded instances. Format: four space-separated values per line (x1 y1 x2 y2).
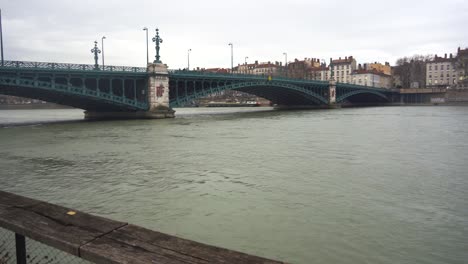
1 0 467 69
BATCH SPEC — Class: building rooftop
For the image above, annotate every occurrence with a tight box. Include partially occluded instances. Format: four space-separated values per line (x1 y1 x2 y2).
331 56 354 64
429 54 456 63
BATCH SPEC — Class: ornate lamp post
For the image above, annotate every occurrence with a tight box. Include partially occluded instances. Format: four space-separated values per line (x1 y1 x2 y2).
228 43 233 73
101 36 106 70
283 52 288 77
0 9 4 66
143 27 149 64
152 28 163 63
187 48 192 70
330 60 335 81
244 56 249 74
90 41 101 70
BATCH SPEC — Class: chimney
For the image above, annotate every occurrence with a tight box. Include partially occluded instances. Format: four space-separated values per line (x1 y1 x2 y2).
349 56 353 60
458 47 461 52
330 58 332 64
339 57 341 60
450 53 453 59
445 53 447 58
358 63 362 70
255 60 258 65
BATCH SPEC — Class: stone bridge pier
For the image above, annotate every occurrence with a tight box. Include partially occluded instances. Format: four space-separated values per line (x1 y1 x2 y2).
84 63 175 120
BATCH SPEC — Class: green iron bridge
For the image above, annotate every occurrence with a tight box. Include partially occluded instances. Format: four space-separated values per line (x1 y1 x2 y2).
0 60 396 114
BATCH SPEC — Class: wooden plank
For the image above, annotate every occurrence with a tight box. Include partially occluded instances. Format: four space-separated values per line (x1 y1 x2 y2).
81 224 286 264
81 236 205 264
0 190 127 256
0 190 42 211
1 191 287 264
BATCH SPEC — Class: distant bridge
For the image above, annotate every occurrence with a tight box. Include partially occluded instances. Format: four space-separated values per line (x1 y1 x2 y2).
0 60 398 118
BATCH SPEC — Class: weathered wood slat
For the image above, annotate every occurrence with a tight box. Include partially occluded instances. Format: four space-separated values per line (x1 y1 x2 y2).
0 191 42 210
0 190 287 264
0 190 127 256
82 224 284 264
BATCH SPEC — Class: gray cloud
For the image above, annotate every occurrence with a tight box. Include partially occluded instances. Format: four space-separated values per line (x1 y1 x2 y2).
1 0 467 69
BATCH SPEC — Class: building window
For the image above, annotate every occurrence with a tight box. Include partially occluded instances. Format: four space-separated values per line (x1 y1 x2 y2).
429 79 432 84
429 75 432 78
435 66 438 70
435 80 438 84
441 65 444 70
429 65 432 70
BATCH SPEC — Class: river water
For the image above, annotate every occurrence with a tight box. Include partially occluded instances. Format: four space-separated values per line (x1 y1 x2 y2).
0 106 467 264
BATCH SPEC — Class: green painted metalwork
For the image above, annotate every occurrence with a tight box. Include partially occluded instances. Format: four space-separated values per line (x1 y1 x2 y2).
0 59 397 111
90 41 101 70
0 60 147 74
152 28 163 63
0 60 148 111
169 80 328 107
0 75 148 110
336 89 388 103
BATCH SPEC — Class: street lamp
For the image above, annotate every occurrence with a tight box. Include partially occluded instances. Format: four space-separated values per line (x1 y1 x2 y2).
228 43 233 73
187 48 192 70
0 9 3 66
101 36 106 70
90 41 101 70
152 28 163 63
143 27 148 64
0 9 4 66
244 56 248 74
283 52 288 77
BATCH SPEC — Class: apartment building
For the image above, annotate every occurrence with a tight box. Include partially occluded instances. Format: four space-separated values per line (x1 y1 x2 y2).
426 53 457 88
330 56 357 83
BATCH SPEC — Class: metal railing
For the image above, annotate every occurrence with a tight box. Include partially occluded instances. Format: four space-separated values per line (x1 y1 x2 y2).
168 69 330 85
0 60 147 73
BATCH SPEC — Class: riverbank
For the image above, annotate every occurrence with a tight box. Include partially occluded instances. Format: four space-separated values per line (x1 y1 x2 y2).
0 104 72 110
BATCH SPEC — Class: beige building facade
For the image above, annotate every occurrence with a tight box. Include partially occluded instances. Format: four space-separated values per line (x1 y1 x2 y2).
330 56 357 83
426 54 457 88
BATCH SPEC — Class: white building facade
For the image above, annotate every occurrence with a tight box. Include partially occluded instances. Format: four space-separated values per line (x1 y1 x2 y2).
330 56 357 83
426 54 458 88
351 70 392 89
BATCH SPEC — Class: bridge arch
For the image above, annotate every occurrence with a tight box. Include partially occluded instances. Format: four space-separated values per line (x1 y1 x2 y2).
170 80 328 107
0 76 147 111
337 89 389 103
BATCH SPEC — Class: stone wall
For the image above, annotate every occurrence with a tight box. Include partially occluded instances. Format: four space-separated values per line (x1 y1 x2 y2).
446 89 468 102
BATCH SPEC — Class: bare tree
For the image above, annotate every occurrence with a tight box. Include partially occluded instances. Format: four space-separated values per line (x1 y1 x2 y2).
394 54 432 88
456 49 468 88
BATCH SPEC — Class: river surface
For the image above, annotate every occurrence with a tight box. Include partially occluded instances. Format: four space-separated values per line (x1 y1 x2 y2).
0 106 467 264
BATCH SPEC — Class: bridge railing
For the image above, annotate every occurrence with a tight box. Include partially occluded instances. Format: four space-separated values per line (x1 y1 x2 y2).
168 69 329 85
0 60 147 73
